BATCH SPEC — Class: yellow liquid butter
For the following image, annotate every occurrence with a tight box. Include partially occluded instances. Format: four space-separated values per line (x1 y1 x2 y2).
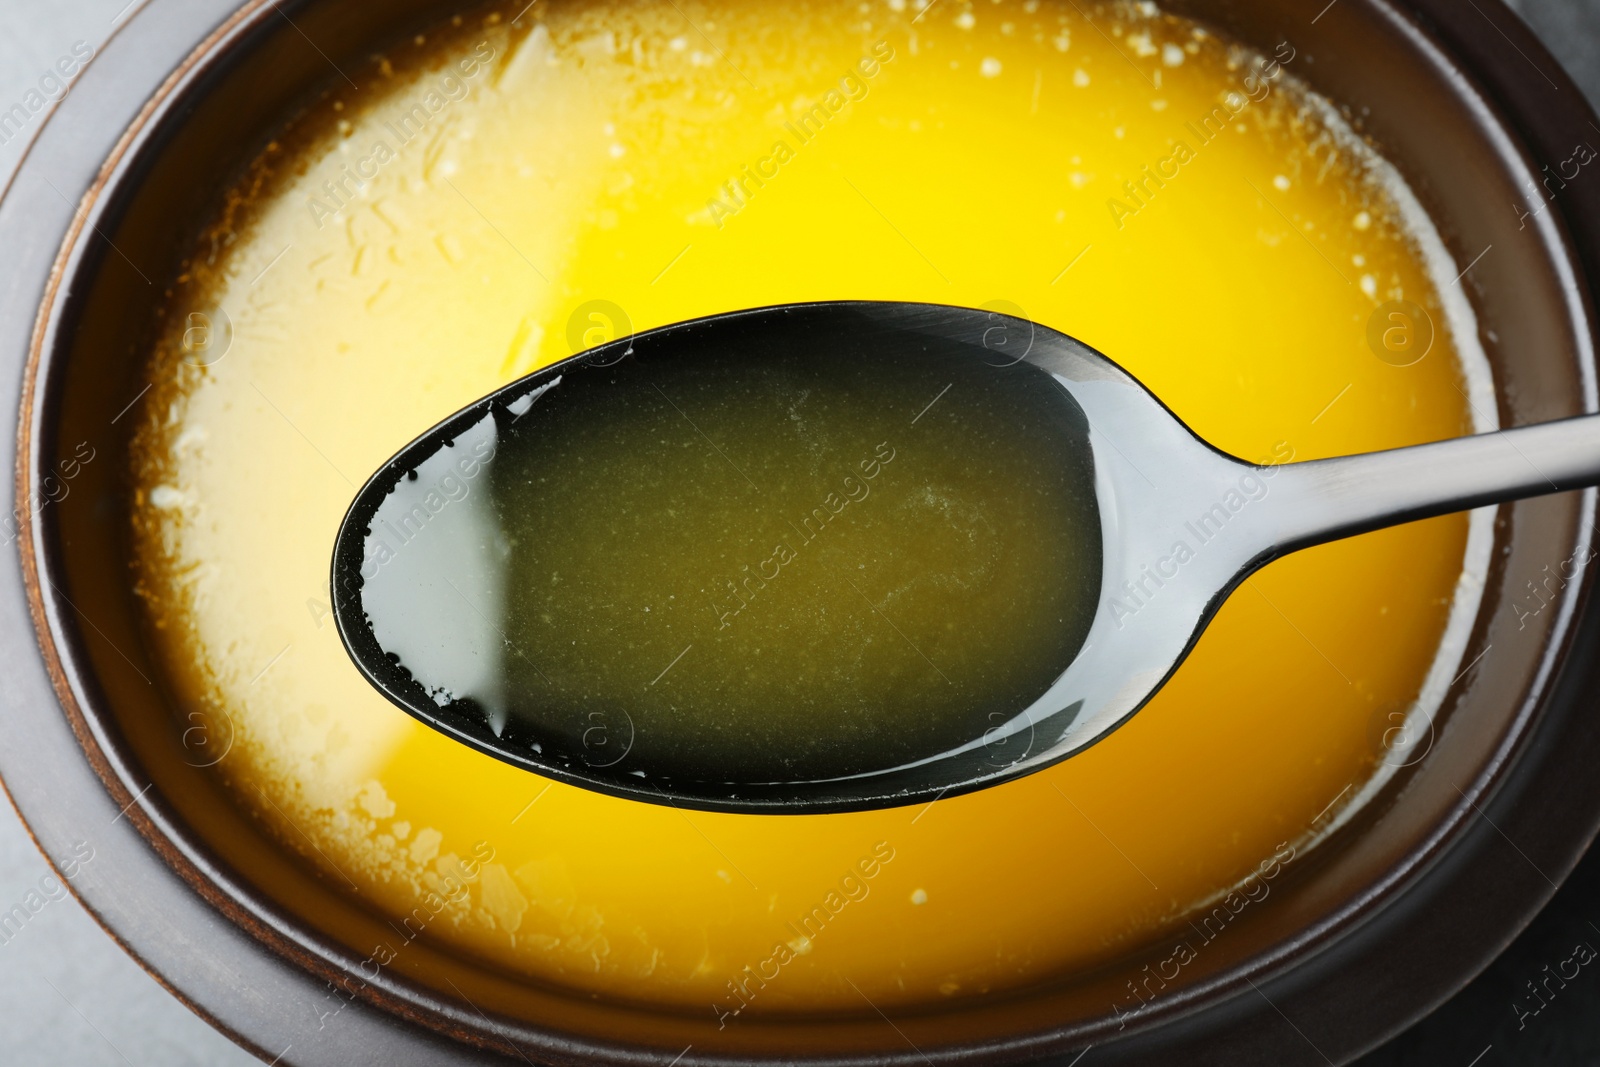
131 0 1487 1017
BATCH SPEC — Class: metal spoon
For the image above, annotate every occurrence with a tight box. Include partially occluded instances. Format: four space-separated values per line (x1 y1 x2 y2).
331 301 1598 814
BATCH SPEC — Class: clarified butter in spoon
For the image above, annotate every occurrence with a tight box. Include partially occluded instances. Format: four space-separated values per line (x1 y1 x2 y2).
358 319 1102 784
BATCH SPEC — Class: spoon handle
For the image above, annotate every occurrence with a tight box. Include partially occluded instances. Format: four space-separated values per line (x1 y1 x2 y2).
1266 413 1600 554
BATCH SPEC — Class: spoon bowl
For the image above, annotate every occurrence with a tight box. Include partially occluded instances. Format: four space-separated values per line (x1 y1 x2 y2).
332 301 1600 813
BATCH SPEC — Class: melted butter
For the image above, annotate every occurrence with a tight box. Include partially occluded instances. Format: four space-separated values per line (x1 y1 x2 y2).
131 0 1482 1015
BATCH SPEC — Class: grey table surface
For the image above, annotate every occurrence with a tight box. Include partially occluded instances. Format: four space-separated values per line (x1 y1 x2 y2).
0 1 1594 1064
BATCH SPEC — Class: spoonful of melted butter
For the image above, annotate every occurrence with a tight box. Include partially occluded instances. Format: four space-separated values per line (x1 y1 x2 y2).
333 301 1600 812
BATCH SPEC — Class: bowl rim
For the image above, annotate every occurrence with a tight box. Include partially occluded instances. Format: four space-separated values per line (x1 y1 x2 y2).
6 0 1600 1064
